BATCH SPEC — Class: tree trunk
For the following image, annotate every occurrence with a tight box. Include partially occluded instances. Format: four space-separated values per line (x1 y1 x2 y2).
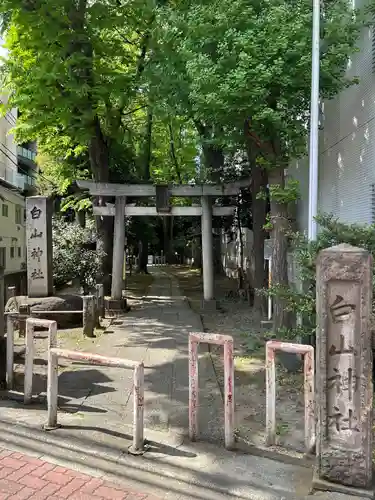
65 0 113 295
245 139 267 316
192 237 202 269
238 210 244 271
213 234 223 275
137 108 153 274
76 210 86 228
89 117 113 295
195 122 225 275
269 166 290 333
138 239 149 273
166 216 175 263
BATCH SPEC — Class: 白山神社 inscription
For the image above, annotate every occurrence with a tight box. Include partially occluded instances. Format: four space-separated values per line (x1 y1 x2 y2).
26 197 53 298
326 283 360 446
314 244 373 495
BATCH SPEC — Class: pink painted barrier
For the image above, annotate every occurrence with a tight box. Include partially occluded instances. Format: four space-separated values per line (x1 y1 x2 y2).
189 332 235 450
45 348 145 454
24 318 58 404
265 340 315 450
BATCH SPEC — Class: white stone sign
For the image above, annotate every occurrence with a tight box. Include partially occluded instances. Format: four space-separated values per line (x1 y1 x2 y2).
26 196 53 298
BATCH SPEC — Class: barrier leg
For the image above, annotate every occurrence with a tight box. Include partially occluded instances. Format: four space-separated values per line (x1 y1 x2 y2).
24 320 34 404
265 343 276 446
224 340 235 450
189 337 199 442
45 350 59 430
304 350 315 450
6 316 14 389
129 363 145 454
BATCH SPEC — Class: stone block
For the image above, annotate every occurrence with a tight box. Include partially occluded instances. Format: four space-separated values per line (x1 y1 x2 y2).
105 298 128 316
201 298 217 311
26 197 53 298
5 295 83 329
315 244 373 493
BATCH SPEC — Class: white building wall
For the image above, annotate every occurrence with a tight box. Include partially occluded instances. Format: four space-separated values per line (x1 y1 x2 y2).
290 14 375 232
0 92 18 186
0 95 26 276
0 185 26 275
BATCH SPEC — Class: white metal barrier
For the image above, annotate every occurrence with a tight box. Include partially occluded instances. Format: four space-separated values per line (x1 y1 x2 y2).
6 312 28 390
265 340 315 450
24 318 57 404
189 332 235 450
45 348 145 454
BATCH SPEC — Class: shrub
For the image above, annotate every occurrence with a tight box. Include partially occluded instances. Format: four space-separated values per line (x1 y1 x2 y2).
268 213 375 341
52 217 105 292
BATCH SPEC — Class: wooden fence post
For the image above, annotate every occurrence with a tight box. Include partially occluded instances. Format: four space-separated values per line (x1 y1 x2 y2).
83 295 95 338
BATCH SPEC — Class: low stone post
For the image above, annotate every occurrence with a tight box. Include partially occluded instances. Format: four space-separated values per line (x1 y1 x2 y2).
83 295 95 338
18 304 30 338
314 244 373 496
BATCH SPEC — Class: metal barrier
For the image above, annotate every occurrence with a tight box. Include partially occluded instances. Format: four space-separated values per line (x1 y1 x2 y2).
188 332 234 450
45 348 145 455
24 318 57 404
265 340 315 450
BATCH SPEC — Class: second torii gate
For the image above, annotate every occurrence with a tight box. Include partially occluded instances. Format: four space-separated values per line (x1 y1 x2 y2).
74 180 249 309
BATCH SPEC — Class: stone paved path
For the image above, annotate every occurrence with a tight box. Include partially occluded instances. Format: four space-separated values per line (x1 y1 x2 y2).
0 269 369 500
0 448 160 500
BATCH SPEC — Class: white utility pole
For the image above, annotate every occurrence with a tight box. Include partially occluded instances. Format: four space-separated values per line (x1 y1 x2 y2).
308 0 321 241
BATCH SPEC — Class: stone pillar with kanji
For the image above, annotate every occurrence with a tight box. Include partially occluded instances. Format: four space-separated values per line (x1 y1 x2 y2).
314 244 373 497
26 196 53 298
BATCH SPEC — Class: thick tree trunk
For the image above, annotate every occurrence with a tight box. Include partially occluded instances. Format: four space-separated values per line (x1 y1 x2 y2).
192 237 202 269
65 0 113 295
89 117 112 295
269 166 290 333
195 122 225 276
213 234 223 275
138 238 149 273
165 216 175 264
76 210 86 228
245 139 267 315
137 108 153 274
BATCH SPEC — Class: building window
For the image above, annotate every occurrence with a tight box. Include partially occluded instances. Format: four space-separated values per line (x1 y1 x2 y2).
15 205 22 225
0 248 6 268
18 247 21 258
10 247 15 259
2 204 8 217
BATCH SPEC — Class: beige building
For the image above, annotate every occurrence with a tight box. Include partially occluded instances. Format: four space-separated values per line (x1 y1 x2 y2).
0 185 26 275
0 92 37 293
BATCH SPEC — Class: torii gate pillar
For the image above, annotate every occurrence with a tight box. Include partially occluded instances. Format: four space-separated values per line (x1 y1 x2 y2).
109 196 127 309
201 195 216 308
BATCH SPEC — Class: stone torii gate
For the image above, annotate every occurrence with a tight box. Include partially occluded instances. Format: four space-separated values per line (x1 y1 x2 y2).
74 179 249 309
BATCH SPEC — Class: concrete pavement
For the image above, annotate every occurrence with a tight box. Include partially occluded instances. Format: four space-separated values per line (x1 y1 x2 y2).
0 269 371 499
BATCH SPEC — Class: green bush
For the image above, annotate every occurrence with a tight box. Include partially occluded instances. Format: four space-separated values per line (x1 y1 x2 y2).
53 217 105 292
269 213 375 341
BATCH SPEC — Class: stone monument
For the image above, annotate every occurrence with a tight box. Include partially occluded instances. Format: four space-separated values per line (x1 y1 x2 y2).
314 244 373 497
26 196 53 298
